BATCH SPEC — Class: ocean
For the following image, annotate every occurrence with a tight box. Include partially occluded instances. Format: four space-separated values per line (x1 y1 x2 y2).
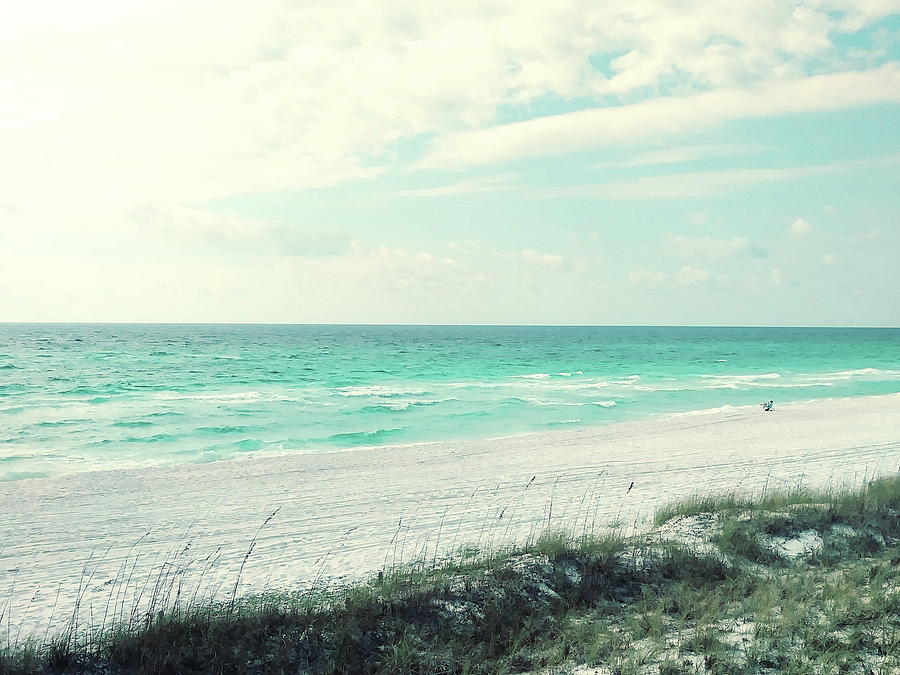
1 324 898 482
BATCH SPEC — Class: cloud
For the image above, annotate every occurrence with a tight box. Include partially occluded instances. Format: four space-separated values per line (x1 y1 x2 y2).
357 246 467 292
789 218 814 236
669 235 751 259
392 173 518 197
1 1 897 223
521 249 564 267
674 266 711 285
2 2 899 322
536 153 900 200
422 65 900 169
448 240 483 254
771 268 784 286
543 165 836 200
629 269 667 286
597 144 765 168
128 204 353 257
629 266 709 286
685 212 710 227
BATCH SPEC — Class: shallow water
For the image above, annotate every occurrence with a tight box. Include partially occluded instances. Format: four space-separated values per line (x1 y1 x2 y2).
1 324 899 480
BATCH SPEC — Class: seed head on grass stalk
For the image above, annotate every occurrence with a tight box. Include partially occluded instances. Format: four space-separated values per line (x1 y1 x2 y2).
229 507 281 615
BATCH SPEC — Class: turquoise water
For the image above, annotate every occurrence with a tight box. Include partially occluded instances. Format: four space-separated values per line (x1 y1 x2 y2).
1 324 898 481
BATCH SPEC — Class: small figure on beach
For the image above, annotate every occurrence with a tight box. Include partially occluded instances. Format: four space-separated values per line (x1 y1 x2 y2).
761 400 774 412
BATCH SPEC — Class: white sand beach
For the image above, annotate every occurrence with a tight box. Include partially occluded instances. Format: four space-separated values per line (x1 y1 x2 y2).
2 394 898 637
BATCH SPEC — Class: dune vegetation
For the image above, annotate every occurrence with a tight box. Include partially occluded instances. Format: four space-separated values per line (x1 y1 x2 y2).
2 474 898 674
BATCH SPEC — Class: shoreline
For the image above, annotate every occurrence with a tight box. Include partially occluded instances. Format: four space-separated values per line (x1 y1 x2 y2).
5 390 898 485
2 393 898 636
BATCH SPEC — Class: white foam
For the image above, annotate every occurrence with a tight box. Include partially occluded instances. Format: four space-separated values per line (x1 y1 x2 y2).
800 368 900 382
153 391 297 403
522 398 585 407
764 382 834 389
591 400 617 408
338 385 428 397
363 398 455 410
610 375 641 384
666 403 751 417
830 368 900 377
701 372 782 381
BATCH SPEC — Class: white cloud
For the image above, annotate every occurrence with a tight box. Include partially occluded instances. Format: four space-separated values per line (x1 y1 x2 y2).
392 174 518 197
2 1 897 219
521 249 564 267
629 269 667 286
0 236 491 321
685 212 710 227
536 153 900 200
598 144 765 168
629 267 710 286
544 165 836 200
789 218 814 236
669 235 751 259
448 240 483 254
2 1 898 322
673 266 710 285
422 65 900 169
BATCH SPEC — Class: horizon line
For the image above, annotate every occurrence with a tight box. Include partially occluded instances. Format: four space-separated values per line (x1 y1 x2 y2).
1 322 898 329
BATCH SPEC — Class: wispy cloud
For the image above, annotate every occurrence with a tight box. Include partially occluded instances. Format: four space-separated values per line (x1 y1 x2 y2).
391 173 519 197
629 266 710 287
537 153 900 200
669 235 752 259
595 144 766 168
543 166 836 200
421 65 900 169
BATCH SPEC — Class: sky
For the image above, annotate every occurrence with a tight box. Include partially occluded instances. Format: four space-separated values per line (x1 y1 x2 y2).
1 1 898 326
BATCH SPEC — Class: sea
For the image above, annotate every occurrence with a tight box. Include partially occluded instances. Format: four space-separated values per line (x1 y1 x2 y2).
1 324 898 482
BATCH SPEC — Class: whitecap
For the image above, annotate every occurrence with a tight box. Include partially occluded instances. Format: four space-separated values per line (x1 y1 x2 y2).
338 386 428 398
153 391 298 404
520 398 584 407
360 398 456 411
700 373 781 381
521 381 610 392
805 368 900 380
609 375 641 385
591 400 617 408
765 382 835 388
831 368 900 376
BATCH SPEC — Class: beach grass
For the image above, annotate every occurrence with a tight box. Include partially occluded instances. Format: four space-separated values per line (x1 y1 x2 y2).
1 474 898 674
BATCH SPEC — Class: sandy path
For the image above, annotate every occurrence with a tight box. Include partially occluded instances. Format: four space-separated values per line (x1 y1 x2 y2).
2 394 898 637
